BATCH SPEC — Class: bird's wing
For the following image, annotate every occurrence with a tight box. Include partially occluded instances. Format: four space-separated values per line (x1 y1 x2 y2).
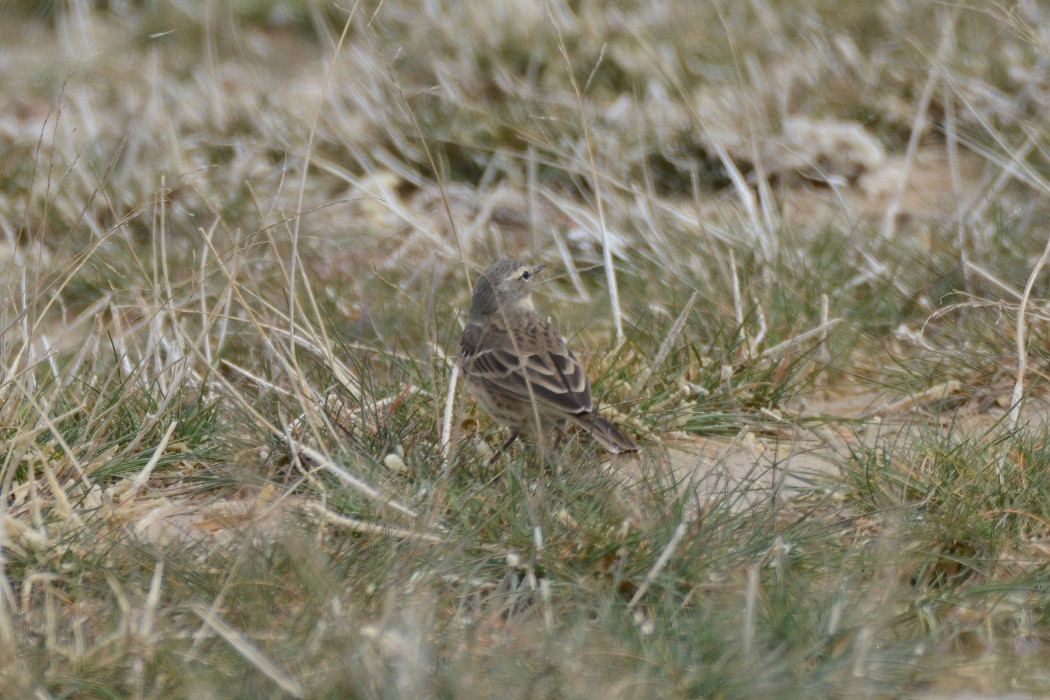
463 310 592 415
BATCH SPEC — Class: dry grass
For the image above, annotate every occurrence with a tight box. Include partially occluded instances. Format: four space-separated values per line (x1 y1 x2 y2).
3 0 1050 696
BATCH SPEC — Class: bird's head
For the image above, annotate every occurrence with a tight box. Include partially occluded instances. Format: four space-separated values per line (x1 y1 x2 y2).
469 259 546 319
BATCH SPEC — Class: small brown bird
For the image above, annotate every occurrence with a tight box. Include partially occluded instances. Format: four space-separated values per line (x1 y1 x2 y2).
459 259 638 460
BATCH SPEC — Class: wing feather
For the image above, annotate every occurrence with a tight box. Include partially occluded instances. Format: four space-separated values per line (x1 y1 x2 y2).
461 310 592 415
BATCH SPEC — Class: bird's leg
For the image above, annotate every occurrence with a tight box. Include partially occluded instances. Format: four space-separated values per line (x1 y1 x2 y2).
541 423 568 475
551 425 566 452
488 432 520 465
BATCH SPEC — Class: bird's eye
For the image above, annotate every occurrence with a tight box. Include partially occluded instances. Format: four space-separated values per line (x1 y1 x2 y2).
521 270 531 281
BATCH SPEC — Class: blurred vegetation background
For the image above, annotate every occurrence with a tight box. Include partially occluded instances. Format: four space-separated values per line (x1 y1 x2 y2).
3 0 1050 697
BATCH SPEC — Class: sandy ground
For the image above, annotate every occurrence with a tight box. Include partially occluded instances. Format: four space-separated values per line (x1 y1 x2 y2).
628 381 1047 512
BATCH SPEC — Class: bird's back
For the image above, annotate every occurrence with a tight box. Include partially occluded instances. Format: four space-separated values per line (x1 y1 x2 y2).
460 309 592 416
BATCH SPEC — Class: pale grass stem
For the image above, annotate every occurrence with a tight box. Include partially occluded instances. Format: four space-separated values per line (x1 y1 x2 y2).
545 0 624 339
636 291 697 394
192 605 306 699
628 521 688 610
1008 232 1050 430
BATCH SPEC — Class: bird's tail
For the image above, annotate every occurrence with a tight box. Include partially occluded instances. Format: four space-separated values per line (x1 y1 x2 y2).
569 412 639 454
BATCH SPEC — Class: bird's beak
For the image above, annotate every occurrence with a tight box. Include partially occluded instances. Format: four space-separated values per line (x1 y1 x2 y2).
532 263 546 275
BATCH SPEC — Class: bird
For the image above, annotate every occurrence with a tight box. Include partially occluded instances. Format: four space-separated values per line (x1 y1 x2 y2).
459 259 638 461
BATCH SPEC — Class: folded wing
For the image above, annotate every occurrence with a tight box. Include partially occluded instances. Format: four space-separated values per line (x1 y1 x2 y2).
463 311 592 415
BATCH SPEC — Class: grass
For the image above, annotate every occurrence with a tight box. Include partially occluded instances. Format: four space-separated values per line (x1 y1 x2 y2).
3 0 1050 696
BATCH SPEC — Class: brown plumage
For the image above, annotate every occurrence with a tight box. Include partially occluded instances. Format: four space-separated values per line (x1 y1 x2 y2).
459 259 638 460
